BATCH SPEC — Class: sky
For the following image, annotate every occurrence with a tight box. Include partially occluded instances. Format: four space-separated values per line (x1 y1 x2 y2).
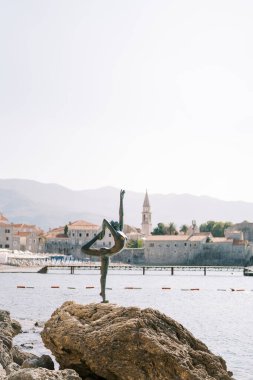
1 0 253 201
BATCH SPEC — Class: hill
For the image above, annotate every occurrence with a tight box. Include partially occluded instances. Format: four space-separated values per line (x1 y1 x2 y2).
0 179 253 231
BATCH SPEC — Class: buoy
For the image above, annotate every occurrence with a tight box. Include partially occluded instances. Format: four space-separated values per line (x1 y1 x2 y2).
162 287 171 290
17 285 26 288
106 287 112 290
235 289 245 292
51 285 60 288
68 287 76 289
26 286 34 289
86 286 94 289
190 288 200 291
124 287 142 289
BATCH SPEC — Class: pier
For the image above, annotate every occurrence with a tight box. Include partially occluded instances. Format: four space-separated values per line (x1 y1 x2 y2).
37 264 251 275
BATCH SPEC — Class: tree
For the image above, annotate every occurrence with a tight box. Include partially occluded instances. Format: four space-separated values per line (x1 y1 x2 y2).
151 222 178 235
199 220 232 237
180 224 189 234
64 225 68 236
168 222 177 235
127 239 143 248
152 223 167 235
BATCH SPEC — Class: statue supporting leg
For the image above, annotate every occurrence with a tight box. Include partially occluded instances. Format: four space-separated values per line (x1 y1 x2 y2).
100 255 109 303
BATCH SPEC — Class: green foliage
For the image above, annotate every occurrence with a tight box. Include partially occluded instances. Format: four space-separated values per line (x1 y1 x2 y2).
180 224 189 234
127 239 143 248
200 220 232 237
64 225 68 236
152 222 178 235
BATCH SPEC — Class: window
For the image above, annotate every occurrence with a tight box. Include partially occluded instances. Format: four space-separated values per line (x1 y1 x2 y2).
5 229 10 233
72 233 75 237
175 244 177 247
86 233 89 237
109 233 111 237
184 243 187 246
79 233 82 237
6 237 9 241
109 242 111 247
149 243 154 247
5 244 9 248
0 244 2 248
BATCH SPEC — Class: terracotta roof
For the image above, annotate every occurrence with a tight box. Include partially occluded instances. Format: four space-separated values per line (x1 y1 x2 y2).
233 239 246 246
68 220 99 229
13 223 36 228
56 234 69 239
0 223 12 228
146 235 189 241
0 214 8 223
44 226 65 238
14 232 30 237
212 238 233 243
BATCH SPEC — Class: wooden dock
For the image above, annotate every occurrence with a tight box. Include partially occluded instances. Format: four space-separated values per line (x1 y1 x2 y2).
37 264 250 276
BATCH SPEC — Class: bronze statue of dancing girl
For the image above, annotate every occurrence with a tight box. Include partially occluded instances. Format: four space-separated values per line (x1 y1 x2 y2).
81 190 127 303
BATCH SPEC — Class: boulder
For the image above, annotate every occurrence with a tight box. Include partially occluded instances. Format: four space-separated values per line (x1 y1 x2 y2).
0 311 21 338
41 301 233 380
5 362 20 375
0 363 6 379
0 310 21 370
11 346 38 366
6 368 82 380
22 354 54 370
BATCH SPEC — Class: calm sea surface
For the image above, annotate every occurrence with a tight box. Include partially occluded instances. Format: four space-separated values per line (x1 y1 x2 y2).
0 269 252 380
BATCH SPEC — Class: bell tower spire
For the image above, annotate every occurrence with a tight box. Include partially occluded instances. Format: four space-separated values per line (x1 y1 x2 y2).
141 190 152 236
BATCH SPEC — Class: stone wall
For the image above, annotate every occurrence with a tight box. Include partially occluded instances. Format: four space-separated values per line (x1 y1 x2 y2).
110 248 145 264
143 241 250 266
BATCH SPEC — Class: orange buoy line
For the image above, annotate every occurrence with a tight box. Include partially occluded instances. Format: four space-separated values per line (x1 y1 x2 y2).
51 285 60 288
124 287 142 289
17 285 26 288
162 287 171 290
86 286 95 289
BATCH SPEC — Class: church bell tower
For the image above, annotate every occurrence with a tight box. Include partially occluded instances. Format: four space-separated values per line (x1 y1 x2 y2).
141 190 152 236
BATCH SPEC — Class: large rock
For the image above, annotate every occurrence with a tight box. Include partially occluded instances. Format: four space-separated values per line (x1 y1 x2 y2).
7 368 82 380
41 301 233 380
0 311 21 370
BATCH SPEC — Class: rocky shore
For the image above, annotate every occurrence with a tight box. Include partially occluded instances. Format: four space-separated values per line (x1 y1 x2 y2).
0 309 81 380
0 303 234 380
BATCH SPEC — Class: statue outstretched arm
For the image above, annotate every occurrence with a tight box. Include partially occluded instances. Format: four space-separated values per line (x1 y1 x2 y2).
119 189 125 231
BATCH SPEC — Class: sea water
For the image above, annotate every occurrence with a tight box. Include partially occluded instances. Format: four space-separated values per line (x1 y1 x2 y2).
0 269 252 380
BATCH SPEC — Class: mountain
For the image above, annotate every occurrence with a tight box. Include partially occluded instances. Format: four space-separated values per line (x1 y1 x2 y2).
0 179 253 231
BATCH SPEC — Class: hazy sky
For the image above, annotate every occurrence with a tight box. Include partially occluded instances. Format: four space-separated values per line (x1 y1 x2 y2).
1 1 253 201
